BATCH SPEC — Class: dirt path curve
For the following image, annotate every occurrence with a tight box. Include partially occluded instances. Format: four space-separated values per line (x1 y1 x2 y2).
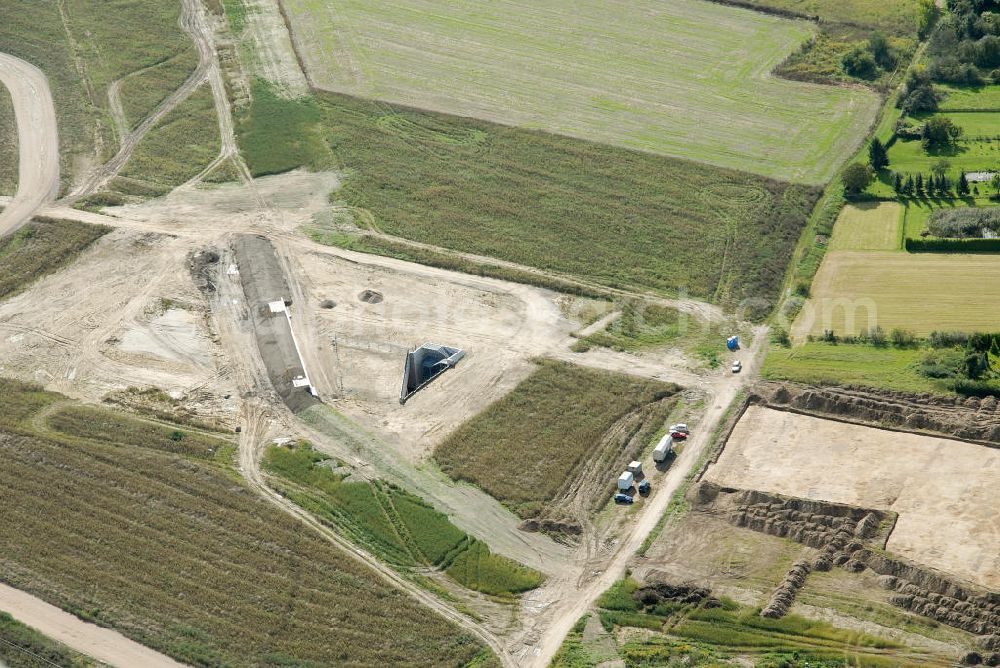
0 584 186 668
0 53 59 237
524 326 768 667
63 0 216 202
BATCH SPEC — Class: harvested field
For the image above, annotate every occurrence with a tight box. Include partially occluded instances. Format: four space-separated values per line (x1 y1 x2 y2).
792 251 1000 337
435 360 678 518
309 93 820 308
827 202 903 251
283 0 879 184
705 406 1000 590
0 379 488 667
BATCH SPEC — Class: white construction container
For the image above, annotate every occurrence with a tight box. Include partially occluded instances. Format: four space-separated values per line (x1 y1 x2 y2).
627 460 643 474
617 471 634 490
652 435 674 462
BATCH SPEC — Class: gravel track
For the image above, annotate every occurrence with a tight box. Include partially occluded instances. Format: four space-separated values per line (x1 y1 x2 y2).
0 53 59 237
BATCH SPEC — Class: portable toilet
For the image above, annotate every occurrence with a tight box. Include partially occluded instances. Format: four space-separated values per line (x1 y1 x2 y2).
617 471 634 490
727 336 740 351
627 460 643 475
652 435 673 462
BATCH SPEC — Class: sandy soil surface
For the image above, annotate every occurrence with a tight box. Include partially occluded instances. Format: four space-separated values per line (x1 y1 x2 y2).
240 0 309 97
0 584 184 668
706 406 1000 590
284 247 578 459
0 229 234 419
0 53 59 235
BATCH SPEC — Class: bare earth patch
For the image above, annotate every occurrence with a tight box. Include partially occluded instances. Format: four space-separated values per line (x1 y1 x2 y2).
705 406 1000 590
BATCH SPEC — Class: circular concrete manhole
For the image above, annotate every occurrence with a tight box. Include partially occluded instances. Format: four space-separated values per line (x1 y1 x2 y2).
358 290 383 304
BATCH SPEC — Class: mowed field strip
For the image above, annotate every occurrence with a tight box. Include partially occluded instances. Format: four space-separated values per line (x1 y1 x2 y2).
706 406 1000 590
282 0 879 183
792 251 1000 337
827 202 903 251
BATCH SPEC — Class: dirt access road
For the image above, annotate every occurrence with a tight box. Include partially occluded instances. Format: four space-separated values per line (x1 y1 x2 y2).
0 53 59 236
0 584 185 668
522 327 768 666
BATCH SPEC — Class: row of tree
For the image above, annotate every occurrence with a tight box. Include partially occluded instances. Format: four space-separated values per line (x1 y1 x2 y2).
891 170 968 195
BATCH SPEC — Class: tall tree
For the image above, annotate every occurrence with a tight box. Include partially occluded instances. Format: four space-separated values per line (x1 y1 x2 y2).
869 137 890 171
893 171 903 193
915 172 924 195
958 171 970 195
842 163 874 195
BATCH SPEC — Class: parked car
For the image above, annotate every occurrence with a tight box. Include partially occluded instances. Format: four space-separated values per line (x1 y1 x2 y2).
670 423 689 434
638 480 651 496
614 493 634 504
731 360 742 373
670 431 688 440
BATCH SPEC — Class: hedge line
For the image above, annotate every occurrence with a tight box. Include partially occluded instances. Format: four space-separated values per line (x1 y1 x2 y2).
905 237 1000 252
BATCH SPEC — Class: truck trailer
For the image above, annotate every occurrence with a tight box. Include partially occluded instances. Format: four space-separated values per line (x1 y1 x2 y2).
652 434 674 462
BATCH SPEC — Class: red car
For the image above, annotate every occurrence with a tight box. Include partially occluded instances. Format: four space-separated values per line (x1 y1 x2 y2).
670 431 687 440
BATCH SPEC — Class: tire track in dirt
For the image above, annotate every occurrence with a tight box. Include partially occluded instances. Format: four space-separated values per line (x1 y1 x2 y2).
63 0 217 202
0 53 59 237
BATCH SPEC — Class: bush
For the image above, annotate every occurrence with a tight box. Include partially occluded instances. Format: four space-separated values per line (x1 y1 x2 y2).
842 163 874 195
929 330 970 348
842 46 878 79
891 328 917 347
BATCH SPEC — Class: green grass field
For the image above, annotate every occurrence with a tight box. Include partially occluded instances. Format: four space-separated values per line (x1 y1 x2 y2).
938 84 1000 111
0 219 109 303
827 202 903 251
119 82 221 189
435 360 677 518
0 378 488 667
282 0 879 184
763 342 946 393
794 250 1000 337
263 442 543 596
295 91 822 309
0 611 98 668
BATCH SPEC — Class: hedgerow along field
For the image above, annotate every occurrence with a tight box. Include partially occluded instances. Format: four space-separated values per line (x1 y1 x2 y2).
435 360 678 518
0 378 489 667
551 578 943 667
281 0 879 184
248 86 821 310
262 442 544 596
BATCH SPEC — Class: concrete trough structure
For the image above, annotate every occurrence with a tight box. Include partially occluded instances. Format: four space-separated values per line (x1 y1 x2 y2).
233 235 319 412
399 343 465 404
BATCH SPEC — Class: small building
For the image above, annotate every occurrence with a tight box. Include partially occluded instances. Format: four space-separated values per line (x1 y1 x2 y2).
627 460 643 474
617 471 634 490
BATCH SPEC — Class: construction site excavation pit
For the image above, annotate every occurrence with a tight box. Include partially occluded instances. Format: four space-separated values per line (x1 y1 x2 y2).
703 405 1000 590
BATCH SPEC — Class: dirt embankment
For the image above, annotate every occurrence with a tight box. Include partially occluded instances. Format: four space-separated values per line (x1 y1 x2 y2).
753 381 1000 446
693 483 1000 638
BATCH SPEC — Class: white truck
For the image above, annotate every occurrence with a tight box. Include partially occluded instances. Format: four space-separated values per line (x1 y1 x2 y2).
652 434 674 463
